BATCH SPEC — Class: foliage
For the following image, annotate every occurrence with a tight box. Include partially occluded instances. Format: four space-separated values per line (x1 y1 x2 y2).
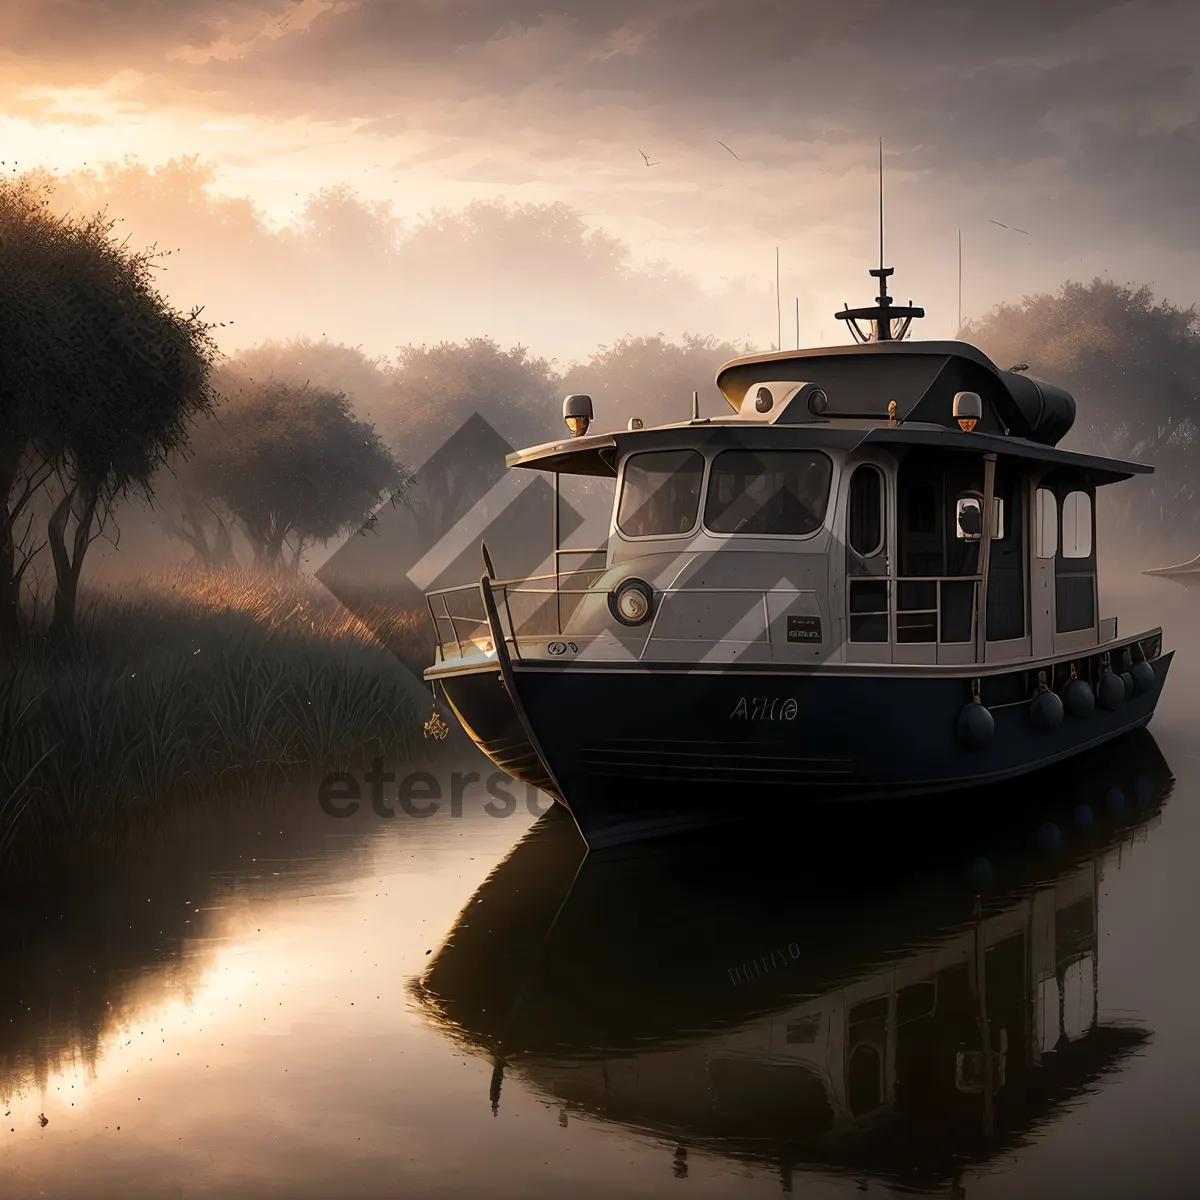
559 332 758 428
191 373 408 568
48 158 758 359
0 170 219 645
0 567 434 875
966 278 1200 551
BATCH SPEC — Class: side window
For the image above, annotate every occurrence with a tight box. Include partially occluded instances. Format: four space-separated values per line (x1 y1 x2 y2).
848 465 884 557
1061 490 1093 559
1035 488 1058 558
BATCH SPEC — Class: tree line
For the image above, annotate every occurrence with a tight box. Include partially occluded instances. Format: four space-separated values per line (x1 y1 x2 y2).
4 168 1199 655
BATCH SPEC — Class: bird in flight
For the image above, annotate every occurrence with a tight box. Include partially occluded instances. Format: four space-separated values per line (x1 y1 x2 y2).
639 149 660 166
990 219 1029 235
716 139 739 159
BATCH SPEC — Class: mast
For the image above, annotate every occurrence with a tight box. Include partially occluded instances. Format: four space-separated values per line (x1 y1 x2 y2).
878 136 884 273
834 140 925 343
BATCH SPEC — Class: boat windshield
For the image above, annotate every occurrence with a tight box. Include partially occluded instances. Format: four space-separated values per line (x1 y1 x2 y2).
704 450 832 536
616 449 705 537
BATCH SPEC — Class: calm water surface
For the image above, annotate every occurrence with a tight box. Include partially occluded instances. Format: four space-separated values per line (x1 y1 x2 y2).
3 581 1200 1198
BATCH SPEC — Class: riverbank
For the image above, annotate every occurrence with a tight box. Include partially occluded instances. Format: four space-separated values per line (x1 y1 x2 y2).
0 567 440 879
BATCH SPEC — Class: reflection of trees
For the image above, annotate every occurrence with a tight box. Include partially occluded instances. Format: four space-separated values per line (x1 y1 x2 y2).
0 790 387 1104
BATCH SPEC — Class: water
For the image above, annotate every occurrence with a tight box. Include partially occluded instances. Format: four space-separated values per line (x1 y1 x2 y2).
3 579 1200 1198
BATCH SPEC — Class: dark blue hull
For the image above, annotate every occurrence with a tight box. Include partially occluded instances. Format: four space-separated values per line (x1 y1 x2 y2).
433 646 1173 849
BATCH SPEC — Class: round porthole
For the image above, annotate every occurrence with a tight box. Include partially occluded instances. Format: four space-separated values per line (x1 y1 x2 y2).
608 578 654 626
808 388 828 415
754 386 773 413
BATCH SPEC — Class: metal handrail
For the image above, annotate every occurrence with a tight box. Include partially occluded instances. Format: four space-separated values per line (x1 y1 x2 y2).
850 574 980 646
430 577 821 658
428 566 989 658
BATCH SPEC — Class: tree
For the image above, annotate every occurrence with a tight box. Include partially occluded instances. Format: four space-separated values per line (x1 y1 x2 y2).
384 338 560 532
199 376 407 569
0 176 64 649
155 409 238 569
231 337 399 429
966 278 1200 549
0 171 219 645
558 333 758 429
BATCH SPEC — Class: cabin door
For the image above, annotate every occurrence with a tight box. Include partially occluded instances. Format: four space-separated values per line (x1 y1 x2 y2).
984 461 1027 647
893 451 982 663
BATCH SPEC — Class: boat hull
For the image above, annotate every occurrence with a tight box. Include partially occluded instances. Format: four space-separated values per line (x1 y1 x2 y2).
433 649 1173 850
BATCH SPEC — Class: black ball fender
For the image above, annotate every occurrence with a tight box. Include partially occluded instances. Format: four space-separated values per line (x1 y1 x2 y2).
1130 659 1156 696
956 699 994 749
1097 669 1125 712
1029 688 1064 732
1063 677 1095 718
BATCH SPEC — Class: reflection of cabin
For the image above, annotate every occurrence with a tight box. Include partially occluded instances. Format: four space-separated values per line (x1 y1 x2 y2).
513 857 1137 1184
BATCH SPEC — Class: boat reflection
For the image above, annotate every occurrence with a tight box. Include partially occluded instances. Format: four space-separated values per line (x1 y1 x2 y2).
412 729 1173 1193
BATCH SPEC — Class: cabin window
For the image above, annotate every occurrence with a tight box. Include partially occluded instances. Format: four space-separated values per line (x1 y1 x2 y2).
704 450 832 536
616 449 705 538
1061 490 1093 558
848 465 884 557
1036 488 1058 558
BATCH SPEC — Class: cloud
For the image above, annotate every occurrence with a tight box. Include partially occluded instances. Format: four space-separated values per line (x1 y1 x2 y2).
446 158 539 185
40 156 773 364
6 1 1200 337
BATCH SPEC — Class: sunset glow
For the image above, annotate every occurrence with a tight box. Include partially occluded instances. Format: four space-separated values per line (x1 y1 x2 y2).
3 0 1198 365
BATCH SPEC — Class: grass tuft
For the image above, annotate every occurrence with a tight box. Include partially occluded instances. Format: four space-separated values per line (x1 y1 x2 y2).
0 566 436 876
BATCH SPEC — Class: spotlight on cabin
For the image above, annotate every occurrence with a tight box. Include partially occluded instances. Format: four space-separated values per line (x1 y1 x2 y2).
563 394 593 437
627 417 644 431
807 388 828 415
754 386 773 414
953 390 982 433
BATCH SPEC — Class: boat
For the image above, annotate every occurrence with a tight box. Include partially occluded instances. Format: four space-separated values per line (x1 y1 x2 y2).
1144 552 1200 589
422 260 1174 849
411 731 1172 1192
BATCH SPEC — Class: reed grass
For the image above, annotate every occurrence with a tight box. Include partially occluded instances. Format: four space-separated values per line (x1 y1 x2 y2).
0 566 436 877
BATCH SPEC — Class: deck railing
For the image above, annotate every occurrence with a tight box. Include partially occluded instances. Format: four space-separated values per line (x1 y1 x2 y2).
849 574 983 646
427 575 822 662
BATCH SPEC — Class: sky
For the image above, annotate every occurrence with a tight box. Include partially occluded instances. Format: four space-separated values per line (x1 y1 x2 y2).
3 0 1200 364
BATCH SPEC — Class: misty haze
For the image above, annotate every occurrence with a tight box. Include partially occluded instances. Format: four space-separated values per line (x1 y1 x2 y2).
3 3 1200 1198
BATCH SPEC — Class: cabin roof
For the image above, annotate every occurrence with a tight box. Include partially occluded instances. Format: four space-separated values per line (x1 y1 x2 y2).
505 419 1152 484
713 339 1077 448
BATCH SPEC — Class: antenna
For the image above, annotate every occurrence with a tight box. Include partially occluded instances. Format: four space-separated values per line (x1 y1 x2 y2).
957 227 963 336
833 138 924 342
691 389 699 420
795 297 800 350
775 246 781 351
878 137 884 271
